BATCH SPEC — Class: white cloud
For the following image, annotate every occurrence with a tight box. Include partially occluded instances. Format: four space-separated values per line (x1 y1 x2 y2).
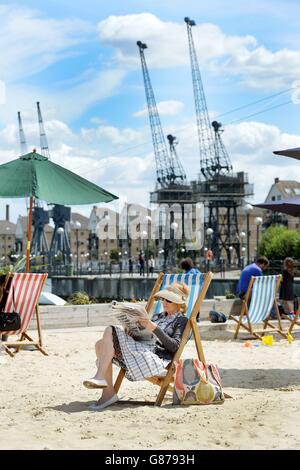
80 125 145 147
0 4 93 81
98 13 255 70
0 68 126 126
98 13 300 89
133 100 184 118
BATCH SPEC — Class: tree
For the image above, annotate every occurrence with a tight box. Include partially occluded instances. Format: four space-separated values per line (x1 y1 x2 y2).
259 225 300 259
110 248 119 263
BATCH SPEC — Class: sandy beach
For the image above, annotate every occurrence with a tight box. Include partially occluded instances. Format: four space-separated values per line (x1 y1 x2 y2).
1 326 300 450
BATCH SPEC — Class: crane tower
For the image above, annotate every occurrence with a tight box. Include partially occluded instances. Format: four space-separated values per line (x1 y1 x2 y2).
17 111 50 257
137 41 193 268
184 17 253 265
36 102 71 264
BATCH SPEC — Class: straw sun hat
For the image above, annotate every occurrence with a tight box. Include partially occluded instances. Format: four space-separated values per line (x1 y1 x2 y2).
154 283 189 305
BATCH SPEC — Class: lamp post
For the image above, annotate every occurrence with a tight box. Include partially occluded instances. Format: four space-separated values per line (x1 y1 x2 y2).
74 221 81 275
170 221 178 269
142 230 147 276
241 246 246 269
57 226 64 268
255 217 263 257
239 231 246 269
244 204 253 266
206 227 214 272
144 215 152 276
229 245 233 266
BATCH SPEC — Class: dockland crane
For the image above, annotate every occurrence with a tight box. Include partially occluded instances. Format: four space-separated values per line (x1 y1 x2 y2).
184 17 253 265
17 111 50 257
137 41 192 269
36 102 71 264
137 41 188 188
17 112 28 156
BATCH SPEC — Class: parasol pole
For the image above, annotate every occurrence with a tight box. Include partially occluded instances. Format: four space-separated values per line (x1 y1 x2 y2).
26 196 33 272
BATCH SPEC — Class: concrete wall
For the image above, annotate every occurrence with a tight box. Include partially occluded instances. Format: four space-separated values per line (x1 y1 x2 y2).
51 276 238 300
51 275 300 301
30 298 242 330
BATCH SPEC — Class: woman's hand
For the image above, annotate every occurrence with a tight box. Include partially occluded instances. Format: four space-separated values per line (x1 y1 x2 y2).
124 327 134 337
138 317 156 332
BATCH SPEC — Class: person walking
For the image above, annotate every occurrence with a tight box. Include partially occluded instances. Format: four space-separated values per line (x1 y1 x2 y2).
149 255 155 276
139 252 145 276
280 257 295 316
128 257 133 276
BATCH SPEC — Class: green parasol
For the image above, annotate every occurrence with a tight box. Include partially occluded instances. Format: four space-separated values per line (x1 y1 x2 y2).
0 151 118 271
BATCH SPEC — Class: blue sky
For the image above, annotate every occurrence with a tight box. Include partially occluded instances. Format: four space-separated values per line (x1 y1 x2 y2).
0 0 300 223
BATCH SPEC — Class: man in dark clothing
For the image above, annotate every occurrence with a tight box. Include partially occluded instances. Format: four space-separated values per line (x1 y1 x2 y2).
236 256 269 299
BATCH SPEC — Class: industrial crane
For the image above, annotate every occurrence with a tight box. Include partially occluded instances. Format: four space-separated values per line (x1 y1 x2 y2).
17 111 50 257
36 102 72 264
137 41 187 187
185 17 253 265
137 41 192 269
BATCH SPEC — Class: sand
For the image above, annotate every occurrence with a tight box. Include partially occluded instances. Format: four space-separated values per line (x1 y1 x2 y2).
1 326 300 450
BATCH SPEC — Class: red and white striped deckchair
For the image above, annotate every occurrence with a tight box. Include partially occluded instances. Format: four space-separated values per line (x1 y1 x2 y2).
0 273 48 357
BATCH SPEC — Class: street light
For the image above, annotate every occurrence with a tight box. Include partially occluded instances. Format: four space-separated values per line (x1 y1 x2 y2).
74 221 81 274
241 246 246 269
170 221 178 269
255 217 263 256
144 215 152 276
244 204 253 265
206 227 214 244
205 228 214 272
229 245 233 266
239 231 246 268
57 227 64 267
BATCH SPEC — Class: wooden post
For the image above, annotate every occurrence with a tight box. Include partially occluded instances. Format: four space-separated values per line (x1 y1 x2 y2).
26 196 33 273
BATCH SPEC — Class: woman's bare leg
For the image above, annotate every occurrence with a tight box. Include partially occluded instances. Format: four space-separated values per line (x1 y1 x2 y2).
93 327 115 380
96 363 116 403
93 327 116 402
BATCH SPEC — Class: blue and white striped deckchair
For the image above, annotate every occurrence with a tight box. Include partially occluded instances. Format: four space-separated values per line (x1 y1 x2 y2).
230 274 286 340
152 273 204 319
114 271 213 406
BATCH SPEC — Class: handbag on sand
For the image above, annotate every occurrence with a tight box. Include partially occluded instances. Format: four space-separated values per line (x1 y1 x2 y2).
173 358 224 405
0 288 21 332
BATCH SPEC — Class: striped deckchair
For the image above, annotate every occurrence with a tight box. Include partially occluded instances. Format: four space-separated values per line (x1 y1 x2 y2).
114 271 213 406
153 273 205 319
0 273 48 357
229 274 286 340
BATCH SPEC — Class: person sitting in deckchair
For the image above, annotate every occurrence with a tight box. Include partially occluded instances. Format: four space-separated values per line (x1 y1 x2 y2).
236 256 269 299
83 283 189 411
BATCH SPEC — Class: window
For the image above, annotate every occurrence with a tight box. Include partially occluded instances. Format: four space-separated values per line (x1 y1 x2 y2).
277 195 281 200
272 196 276 201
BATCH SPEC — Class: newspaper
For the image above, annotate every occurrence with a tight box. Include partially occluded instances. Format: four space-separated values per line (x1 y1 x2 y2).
111 301 154 341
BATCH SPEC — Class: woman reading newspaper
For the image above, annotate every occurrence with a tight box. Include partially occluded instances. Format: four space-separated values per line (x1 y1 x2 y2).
83 283 189 410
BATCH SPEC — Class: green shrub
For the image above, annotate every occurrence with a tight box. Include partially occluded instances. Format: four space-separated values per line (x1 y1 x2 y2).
259 225 300 259
225 290 236 299
67 291 90 305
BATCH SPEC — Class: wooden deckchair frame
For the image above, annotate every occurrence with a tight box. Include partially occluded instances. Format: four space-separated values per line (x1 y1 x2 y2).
287 305 300 335
114 271 213 406
229 274 287 340
0 273 48 357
